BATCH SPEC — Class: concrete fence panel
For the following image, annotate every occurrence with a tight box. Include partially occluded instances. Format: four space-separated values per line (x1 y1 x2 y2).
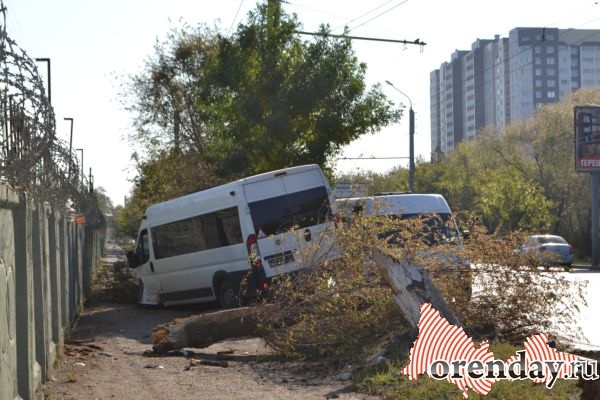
0 183 103 400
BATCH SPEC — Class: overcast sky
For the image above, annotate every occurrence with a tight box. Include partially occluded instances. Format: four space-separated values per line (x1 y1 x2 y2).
4 0 600 205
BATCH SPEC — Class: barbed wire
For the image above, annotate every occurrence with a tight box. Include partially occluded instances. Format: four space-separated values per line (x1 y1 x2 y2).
0 2 103 228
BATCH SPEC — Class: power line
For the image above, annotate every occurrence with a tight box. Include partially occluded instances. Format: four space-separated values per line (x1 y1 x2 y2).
227 0 245 36
296 30 425 46
347 0 408 33
333 0 398 32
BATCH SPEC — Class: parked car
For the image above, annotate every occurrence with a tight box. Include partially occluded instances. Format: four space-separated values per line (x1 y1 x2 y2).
516 234 574 267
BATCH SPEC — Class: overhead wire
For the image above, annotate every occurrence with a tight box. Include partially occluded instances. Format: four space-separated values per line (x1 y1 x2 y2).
227 0 245 36
346 0 408 33
285 0 412 38
332 0 398 32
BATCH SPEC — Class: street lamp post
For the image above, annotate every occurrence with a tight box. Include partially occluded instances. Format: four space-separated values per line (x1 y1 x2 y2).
34 58 51 107
385 80 415 193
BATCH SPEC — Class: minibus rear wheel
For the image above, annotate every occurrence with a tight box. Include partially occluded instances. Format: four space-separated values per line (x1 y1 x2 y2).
218 280 237 309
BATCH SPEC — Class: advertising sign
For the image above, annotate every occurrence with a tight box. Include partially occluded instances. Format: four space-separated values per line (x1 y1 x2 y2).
574 105 600 172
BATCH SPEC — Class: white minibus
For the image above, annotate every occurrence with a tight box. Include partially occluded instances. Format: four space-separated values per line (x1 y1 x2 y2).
336 192 471 298
336 192 465 244
127 164 337 308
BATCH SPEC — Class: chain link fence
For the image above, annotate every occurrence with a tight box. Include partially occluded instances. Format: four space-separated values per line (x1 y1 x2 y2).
0 2 103 228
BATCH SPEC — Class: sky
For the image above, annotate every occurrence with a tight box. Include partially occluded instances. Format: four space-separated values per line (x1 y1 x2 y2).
4 0 600 206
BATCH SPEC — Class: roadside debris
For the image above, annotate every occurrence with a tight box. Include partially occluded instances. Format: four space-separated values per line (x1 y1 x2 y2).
150 248 459 353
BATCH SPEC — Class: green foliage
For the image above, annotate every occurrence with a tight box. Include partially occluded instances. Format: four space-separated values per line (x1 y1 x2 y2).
474 167 555 233
196 3 400 176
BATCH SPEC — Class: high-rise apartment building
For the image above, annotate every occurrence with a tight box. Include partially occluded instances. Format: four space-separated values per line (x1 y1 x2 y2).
430 27 600 158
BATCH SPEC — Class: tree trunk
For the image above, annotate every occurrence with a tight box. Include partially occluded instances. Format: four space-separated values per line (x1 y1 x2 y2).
152 306 271 354
370 246 460 328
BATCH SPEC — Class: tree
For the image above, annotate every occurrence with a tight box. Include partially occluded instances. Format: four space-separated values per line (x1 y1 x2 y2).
196 3 400 176
122 1 400 179
474 166 555 233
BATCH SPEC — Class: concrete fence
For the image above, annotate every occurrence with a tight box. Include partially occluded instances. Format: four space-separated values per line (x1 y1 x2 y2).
0 183 103 400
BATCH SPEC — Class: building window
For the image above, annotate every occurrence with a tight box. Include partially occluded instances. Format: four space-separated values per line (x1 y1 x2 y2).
535 68 542 76
536 90 542 99
548 90 556 99
536 79 542 87
546 46 555 54
534 46 541 54
547 57 555 65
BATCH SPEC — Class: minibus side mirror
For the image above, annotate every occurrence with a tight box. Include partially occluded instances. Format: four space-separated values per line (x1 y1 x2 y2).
126 250 138 268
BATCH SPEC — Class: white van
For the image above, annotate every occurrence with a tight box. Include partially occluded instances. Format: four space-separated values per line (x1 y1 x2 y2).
336 192 465 244
336 192 471 298
127 164 337 308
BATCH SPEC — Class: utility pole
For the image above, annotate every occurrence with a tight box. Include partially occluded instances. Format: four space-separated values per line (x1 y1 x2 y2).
593 174 599 266
386 80 415 192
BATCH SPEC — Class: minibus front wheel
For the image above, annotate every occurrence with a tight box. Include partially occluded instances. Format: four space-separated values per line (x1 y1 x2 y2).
218 280 238 309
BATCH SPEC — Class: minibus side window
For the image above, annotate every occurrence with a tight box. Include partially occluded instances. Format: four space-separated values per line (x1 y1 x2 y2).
152 206 242 260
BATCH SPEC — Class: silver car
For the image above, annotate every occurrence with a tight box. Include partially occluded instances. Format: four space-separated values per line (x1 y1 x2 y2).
517 234 574 267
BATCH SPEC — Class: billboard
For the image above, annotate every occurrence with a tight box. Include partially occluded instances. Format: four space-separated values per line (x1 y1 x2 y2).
575 105 600 172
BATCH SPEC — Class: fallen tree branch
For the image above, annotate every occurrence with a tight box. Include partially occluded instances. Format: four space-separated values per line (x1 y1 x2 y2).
150 248 460 353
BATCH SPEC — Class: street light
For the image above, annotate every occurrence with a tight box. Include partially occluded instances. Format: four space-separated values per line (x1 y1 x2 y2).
385 80 415 193
34 58 51 107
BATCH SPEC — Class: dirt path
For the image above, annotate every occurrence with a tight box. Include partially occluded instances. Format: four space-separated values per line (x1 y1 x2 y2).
36 243 377 400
